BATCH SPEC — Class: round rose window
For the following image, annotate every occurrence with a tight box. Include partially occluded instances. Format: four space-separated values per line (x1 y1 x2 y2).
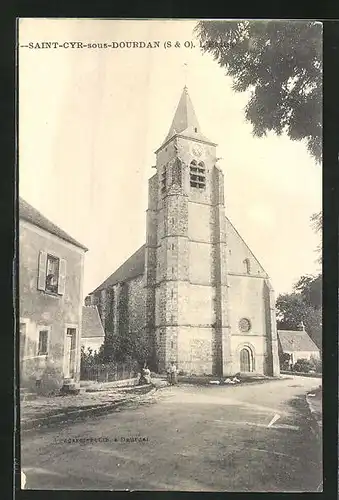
239 318 251 333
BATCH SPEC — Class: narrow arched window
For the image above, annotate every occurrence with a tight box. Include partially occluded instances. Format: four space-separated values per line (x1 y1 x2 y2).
161 165 167 193
172 158 182 187
243 258 251 274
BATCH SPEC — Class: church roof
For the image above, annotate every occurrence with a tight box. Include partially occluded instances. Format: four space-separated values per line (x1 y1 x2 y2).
278 330 320 353
19 197 88 251
92 244 145 293
82 306 105 339
157 87 215 151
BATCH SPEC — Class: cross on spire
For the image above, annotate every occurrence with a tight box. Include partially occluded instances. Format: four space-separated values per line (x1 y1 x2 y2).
183 62 188 89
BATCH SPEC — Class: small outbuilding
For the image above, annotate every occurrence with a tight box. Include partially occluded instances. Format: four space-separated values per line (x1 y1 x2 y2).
277 329 320 365
81 305 105 354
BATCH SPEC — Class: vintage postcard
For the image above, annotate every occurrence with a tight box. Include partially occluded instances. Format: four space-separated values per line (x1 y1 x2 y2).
18 18 322 491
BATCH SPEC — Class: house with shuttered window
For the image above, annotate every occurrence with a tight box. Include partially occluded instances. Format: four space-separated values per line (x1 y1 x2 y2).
19 197 88 394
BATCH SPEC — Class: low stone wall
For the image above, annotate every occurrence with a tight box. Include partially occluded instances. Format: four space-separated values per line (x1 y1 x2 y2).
176 374 278 386
80 377 139 391
281 370 322 379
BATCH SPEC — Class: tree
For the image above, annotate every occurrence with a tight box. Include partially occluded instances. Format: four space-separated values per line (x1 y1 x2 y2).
195 20 322 162
310 211 322 263
80 346 100 377
97 330 117 363
276 273 322 348
311 211 322 233
294 274 322 309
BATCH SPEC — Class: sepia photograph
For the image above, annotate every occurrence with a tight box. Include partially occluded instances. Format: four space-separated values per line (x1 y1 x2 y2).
18 18 322 491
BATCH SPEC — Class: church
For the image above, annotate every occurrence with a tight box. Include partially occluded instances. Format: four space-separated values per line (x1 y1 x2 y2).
87 87 280 377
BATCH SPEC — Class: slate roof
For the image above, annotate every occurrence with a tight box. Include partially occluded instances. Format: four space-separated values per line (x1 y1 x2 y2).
157 87 215 151
278 330 320 352
91 244 145 293
19 197 88 251
82 306 105 339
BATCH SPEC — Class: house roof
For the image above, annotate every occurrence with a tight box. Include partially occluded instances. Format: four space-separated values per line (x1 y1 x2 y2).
19 197 88 251
91 244 145 294
278 330 320 353
82 306 105 339
157 87 215 151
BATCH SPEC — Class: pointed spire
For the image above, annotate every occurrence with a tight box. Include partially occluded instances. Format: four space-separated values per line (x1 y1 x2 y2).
164 87 201 143
156 87 215 152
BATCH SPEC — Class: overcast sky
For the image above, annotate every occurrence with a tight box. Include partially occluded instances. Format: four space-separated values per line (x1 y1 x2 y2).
19 19 322 298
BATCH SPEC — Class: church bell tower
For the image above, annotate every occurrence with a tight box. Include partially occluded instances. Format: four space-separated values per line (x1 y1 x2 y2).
145 87 232 376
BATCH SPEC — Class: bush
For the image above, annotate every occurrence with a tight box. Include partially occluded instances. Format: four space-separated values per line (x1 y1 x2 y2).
293 358 312 373
279 352 291 370
81 346 100 371
310 355 322 373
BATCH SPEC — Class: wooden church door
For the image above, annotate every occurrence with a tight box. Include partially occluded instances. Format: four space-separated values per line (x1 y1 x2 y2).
240 348 251 372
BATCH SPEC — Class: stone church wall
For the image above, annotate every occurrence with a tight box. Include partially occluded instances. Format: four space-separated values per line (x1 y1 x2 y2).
189 241 213 285
176 282 215 374
188 202 212 242
127 275 146 335
177 282 214 326
177 326 213 375
225 218 267 277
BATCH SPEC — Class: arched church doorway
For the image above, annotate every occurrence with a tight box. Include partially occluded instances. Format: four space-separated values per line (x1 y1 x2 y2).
240 347 253 372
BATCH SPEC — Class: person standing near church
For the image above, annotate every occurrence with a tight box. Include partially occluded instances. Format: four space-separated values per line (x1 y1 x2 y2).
169 361 177 385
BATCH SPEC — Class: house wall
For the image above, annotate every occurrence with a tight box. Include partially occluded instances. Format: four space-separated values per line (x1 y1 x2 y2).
19 219 85 394
288 350 320 362
81 337 104 353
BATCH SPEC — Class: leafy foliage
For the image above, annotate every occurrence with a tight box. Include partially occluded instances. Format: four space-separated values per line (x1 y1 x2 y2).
276 273 322 348
279 351 292 370
195 20 322 162
310 211 322 263
293 358 312 373
294 274 322 309
293 356 321 373
311 211 322 233
310 355 322 373
96 284 153 368
80 345 100 371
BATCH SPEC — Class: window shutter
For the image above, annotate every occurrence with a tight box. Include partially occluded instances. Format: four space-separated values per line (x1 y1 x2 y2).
58 259 67 295
37 251 47 291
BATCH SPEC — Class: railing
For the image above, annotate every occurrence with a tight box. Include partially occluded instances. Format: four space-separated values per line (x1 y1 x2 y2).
80 362 138 383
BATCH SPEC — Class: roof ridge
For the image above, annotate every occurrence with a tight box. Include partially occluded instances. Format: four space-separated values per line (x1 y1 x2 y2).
19 197 88 251
225 215 268 277
91 244 145 293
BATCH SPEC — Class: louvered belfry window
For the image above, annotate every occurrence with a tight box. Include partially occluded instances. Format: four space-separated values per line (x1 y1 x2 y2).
190 160 206 189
